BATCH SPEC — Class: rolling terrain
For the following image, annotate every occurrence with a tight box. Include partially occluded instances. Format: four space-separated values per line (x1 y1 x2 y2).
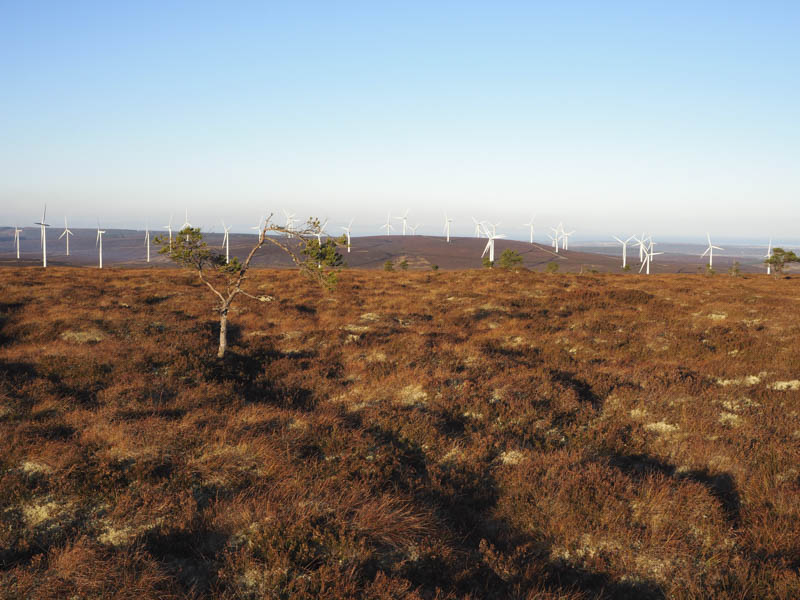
1 267 799 598
0 228 777 273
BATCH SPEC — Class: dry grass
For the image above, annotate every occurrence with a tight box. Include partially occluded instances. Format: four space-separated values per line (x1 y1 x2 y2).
1 267 799 598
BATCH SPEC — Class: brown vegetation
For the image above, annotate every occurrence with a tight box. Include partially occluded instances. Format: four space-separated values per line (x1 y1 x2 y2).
1 267 799 598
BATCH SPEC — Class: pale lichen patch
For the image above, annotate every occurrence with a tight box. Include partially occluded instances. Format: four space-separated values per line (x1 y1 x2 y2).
769 380 800 391
645 421 679 435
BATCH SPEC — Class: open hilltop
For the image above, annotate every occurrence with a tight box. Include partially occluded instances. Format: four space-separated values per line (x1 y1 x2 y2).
1 268 799 598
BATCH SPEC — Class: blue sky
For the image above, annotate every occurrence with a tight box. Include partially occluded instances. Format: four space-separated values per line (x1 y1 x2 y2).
1 1 798 241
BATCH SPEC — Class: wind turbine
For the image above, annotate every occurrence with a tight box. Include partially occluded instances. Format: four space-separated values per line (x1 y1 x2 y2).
394 210 409 235
315 219 328 245
613 235 636 269
58 217 73 256
181 208 192 241
34 205 50 268
471 217 483 238
443 213 453 243
408 223 420 235
144 226 151 263
381 213 393 236
562 230 575 251
282 209 296 236
701 233 723 268
341 220 353 253
636 233 650 262
549 227 560 253
96 223 106 269
13 225 22 259
765 239 772 275
251 215 264 242
221 221 231 263
164 215 173 248
481 232 506 265
523 216 536 244
639 240 663 275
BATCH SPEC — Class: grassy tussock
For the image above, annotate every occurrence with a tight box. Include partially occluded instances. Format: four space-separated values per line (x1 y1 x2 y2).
1 267 799 598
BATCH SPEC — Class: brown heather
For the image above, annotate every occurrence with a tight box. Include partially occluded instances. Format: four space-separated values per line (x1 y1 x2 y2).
1 267 799 599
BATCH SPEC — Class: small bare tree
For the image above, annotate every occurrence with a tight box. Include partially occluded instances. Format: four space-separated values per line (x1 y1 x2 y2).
154 216 344 358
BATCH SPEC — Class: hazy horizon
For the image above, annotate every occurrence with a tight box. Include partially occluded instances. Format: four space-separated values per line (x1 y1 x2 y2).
2 3 798 239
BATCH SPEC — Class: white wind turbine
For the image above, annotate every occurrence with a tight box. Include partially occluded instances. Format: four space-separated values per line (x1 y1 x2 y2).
701 233 723 268
221 221 231 263
613 235 635 269
341 220 353 253
635 232 650 262
164 214 174 248
562 229 575 251
315 219 328 245
481 229 506 264
639 240 663 275
549 227 560 253
764 239 772 275
283 209 296 236
394 210 409 235
250 215 264 241
34 205 50 268
471 217 483 238
443 213 453 243
381 213 394 236
13 225 22 260
58 217 73 256
96 223 106 269
408 223 420 235
181 208 192 241
523 216 536 244
144 225 151 263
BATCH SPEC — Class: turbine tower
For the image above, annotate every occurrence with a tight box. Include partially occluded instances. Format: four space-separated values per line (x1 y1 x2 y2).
523 216 536 244
250 215 264 241
613 235 635 269
96 224 106 269
549 227 560 253
34 205 50 268
471 217 483 238
381 213 393 236
181 208 192 241
13 225 22 259
394 210 409 235
58 217 73 256
481 232 506 265
282 209 296 236
144 226 151 263
765 239 772 275
315 219 328 245
221 221 231 263
562 230 575 251
701 233 723 268
164 215 173 248
639 240 663 275
341 220 353 253
443 213 453 243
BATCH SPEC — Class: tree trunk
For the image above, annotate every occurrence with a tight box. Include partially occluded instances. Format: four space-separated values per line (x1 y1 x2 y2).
218 309 228 358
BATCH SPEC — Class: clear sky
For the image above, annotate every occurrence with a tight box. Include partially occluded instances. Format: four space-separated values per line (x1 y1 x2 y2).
1 1 798 241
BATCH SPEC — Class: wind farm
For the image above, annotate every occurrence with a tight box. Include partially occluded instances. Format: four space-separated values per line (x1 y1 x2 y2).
3 2 800 598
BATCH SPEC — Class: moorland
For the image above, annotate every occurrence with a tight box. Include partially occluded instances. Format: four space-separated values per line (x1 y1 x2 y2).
1 267 799 599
